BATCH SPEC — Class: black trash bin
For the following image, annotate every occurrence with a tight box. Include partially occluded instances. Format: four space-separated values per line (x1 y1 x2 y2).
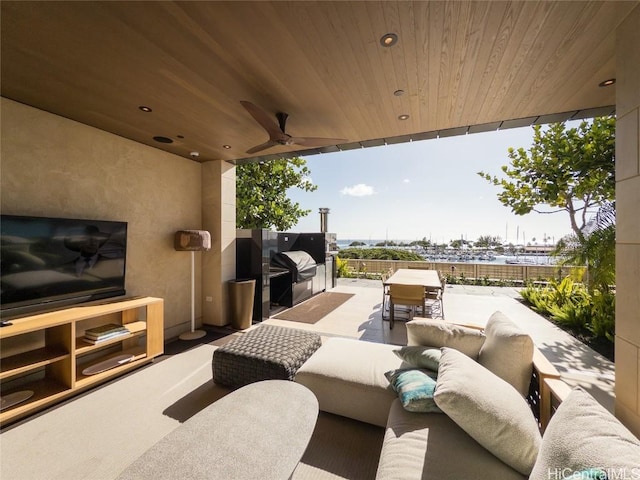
228 279 256 330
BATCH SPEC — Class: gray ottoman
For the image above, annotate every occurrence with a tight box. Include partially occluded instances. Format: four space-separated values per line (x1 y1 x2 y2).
212 325 322 388
117 380 319 480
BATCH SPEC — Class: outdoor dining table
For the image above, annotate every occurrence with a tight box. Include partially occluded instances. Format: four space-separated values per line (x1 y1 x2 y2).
383 268 442 289
383 269 442 327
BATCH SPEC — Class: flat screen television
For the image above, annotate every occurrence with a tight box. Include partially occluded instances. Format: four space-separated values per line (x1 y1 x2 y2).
1 215 127 319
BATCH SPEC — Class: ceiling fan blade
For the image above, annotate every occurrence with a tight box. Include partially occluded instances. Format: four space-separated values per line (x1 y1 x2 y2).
240 101 284 139
246 140 278 154
290 137 348 147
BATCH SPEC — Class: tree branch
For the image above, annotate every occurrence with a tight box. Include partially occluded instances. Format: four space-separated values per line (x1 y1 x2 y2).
532 208 566 214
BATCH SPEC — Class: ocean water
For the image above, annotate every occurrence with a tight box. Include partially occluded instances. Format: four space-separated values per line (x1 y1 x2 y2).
335 239 557 265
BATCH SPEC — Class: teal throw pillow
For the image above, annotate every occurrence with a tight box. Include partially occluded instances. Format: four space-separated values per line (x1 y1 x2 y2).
385 368 442 413
393 346 442 371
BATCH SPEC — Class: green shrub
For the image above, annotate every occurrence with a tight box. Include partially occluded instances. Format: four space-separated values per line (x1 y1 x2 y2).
335 256 350 278
520 276 615 342
336 248 423 261
548 296 591 330
589 290 615 341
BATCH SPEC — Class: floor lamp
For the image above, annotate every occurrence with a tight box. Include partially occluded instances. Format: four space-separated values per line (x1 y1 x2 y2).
175 230 211 341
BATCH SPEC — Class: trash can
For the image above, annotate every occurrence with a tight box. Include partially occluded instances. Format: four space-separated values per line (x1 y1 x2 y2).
228 279 256 330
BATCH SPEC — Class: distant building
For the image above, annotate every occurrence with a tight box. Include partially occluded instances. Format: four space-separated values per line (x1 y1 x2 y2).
523 245 555 254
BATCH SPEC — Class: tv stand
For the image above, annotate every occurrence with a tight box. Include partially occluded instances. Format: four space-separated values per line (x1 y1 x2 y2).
0 296 164 426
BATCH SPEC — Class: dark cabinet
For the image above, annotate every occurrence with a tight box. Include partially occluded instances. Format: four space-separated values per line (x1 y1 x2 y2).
236 229 338 322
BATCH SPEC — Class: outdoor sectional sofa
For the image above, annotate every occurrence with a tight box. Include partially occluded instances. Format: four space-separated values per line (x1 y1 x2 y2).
295 312 640 479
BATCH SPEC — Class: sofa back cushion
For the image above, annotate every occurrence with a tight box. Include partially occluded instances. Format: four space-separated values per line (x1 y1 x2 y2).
434 348 541 476
478 311 533 397
529 387 640 480
405 318 485 358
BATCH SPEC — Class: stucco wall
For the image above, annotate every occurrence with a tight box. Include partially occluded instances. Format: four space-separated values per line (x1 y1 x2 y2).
1 98 203 340
615 4 640 437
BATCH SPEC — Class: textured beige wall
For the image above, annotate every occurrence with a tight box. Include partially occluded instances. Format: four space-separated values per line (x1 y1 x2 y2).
615 5 640 437
1 98 204 340
201 160 236 326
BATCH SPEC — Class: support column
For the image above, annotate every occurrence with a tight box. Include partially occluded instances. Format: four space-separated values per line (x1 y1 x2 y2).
615 4 640 437
201 160 236 326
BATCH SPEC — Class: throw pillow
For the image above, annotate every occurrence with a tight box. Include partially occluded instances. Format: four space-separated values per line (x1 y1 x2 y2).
385 368 442 413
405 318 485 358
477 311 534 397
529 387 640 480
393 346 442 371
434 348 541 475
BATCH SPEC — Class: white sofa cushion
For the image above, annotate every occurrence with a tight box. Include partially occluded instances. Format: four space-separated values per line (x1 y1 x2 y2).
478 311 534 397
529 387 640 480
295 337 403 427
375 399 526 480
405 318 486 358
434 348 541 475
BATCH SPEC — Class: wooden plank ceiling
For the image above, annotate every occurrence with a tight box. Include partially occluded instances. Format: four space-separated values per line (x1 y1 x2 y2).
0 1 634 163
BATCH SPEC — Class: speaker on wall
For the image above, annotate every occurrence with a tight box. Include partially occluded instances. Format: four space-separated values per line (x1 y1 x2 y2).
174 230 211 252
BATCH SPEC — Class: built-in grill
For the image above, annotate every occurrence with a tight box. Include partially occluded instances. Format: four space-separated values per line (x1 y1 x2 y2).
270 251 317 282
270 251 317 307
236 229 337 321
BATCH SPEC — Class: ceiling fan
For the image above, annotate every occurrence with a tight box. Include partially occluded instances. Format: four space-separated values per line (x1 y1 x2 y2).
240 101 347 154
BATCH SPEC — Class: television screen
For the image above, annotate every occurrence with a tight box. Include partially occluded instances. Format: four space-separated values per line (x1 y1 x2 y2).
1 215 127 318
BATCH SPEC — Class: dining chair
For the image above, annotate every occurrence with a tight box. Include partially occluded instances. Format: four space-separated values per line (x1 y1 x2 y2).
381 271 390 320
424 286 443 318
388 283 426 329
425 275 446 319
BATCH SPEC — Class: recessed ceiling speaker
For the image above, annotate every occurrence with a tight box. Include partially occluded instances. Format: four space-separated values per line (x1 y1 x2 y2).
174 230 212 340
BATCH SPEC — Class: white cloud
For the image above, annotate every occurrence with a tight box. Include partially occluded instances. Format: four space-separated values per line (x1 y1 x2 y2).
403 178 410 183
340 183 375 196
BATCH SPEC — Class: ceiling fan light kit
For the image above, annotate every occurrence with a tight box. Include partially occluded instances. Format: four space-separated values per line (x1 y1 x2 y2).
240 101 347 154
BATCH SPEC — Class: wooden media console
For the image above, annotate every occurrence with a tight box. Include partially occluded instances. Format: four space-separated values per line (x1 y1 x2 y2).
0 296 164 425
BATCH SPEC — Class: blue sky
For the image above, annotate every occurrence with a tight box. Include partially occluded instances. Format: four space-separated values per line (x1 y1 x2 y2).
287 124 577 245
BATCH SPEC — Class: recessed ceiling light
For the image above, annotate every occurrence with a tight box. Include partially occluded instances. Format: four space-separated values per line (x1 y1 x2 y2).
398 114 409 121
223 145 232 149
380 33 398 47
139 106 152 112
598 78 616 87
394 90 405 96
153 136 173 143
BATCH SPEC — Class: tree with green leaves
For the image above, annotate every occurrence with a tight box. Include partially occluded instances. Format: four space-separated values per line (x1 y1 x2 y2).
475 235 502 248
478 117 615 243
236 156 317 231
558 201 616 293
483 118 617 343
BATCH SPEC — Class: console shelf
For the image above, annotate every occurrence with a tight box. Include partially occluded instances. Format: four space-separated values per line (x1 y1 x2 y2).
0 296 164 425
0 346 70 380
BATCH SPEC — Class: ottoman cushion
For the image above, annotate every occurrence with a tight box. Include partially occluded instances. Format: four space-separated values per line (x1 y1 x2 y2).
212 325 322 388
295 337 403 427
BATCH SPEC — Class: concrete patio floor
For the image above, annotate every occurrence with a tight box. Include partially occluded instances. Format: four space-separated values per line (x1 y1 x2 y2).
263 277 615 413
